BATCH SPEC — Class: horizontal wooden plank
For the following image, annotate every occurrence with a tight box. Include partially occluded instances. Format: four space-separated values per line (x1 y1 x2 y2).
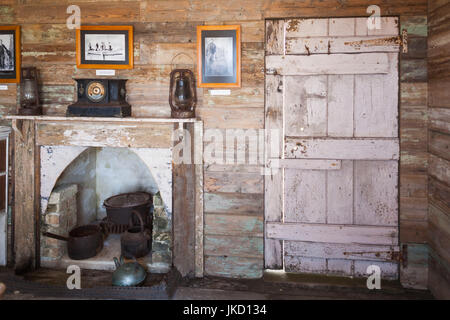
36 122 173 148
429 154 450 185
400 59 428 82
204 214 263 237
204 235 263 259
429 78 450 108
429 177 450 210
266 222 398 246
286 36 400 55
428 250 450 299
400 219 427 243
400 151 428 173
401 82 428 106
268 159 341 170
204 255 263 279
266 53 390 75
429 130 450 161
428 204 450 267
285 138 399 160
264 1 427 18
400 196 428 221
285 242 399 261
204 192 263 215
400 16 428 37
196 107 264 129
429 108 450 134
205 171 263 194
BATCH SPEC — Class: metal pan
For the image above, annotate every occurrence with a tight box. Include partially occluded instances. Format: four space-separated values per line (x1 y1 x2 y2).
43 225 104 260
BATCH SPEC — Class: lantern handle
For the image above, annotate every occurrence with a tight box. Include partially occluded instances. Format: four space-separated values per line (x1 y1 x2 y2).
170 52 194 71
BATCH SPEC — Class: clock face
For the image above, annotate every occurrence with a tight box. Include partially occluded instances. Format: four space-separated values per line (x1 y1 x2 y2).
86 81 106 103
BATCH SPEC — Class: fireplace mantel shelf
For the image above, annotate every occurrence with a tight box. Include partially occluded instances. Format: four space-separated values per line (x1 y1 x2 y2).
4 115 200 123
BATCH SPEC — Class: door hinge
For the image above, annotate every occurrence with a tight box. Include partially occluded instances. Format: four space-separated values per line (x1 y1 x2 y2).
402 29 408 54
390 244 408 268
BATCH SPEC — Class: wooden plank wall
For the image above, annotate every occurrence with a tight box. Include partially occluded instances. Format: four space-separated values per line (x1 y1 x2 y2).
0 0 429 280
399 15 429 289
427 0 450 299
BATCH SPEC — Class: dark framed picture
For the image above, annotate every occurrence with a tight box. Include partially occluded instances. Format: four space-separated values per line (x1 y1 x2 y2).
197 25 241 88
0 26 20 83
76 26 133 69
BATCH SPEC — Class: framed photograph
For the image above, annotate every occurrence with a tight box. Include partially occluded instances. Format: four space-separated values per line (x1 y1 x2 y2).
0 26 20 83
197 25 241 88
76 26 133 69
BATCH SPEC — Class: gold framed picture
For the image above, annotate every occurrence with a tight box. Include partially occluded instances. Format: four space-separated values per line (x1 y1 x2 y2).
197 25 241 88
76 26 133 69
0 26 20 83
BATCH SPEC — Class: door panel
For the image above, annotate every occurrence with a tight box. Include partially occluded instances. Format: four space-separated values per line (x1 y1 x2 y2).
285 169 326 223
265 17 400 279
285 76 327 137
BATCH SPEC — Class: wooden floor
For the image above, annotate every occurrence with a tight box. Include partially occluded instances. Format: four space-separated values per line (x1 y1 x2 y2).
0 268 434 300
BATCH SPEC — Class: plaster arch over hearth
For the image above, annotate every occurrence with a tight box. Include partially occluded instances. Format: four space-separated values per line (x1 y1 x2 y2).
40 146 173 216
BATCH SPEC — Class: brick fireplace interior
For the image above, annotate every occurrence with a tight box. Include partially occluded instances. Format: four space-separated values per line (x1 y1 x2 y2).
40 146 172 273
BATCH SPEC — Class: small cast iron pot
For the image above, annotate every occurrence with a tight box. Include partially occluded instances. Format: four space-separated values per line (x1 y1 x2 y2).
43 224 104 260
121 211 151 259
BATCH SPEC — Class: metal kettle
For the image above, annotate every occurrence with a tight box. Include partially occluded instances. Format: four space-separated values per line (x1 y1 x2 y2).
112 256 147 287
121 210 151 259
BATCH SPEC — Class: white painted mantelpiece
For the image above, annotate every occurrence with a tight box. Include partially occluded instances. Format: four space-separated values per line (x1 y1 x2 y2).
6 115 204 277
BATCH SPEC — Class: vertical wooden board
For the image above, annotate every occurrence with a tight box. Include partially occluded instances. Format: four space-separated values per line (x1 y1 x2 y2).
354 161 398 226
285 75 327 137
266 19 284 55
284 169 326 223
193 121 204 278
355 18 368 36
172 162 196 277
327 160 353 224
284 255 327 274
367 17 399 36
354 53 398 138
265 75 283 269
0 140 6 173
327 75 354 137
285 18 328 37
354 260 398 280
13 120 37 272
329 18 355 36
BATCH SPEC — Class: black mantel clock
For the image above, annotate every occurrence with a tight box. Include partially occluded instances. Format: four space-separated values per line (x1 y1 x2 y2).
67 79 131 117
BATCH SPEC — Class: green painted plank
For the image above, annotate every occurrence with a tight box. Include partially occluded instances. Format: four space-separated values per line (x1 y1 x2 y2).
205 255 263 279
205 235 263 258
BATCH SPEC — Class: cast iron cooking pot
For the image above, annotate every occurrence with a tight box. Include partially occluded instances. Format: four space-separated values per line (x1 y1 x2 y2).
43 224 104 260
103 192 152 226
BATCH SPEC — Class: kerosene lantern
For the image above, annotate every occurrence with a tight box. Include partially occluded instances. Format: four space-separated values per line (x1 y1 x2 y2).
169 69 196 118
18 67 42 115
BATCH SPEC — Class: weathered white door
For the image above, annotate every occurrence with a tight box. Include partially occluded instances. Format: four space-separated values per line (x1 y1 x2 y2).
265 17 401 279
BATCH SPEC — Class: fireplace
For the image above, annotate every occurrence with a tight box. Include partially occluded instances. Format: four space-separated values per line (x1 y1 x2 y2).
7 115 204 278
39 146 172 272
